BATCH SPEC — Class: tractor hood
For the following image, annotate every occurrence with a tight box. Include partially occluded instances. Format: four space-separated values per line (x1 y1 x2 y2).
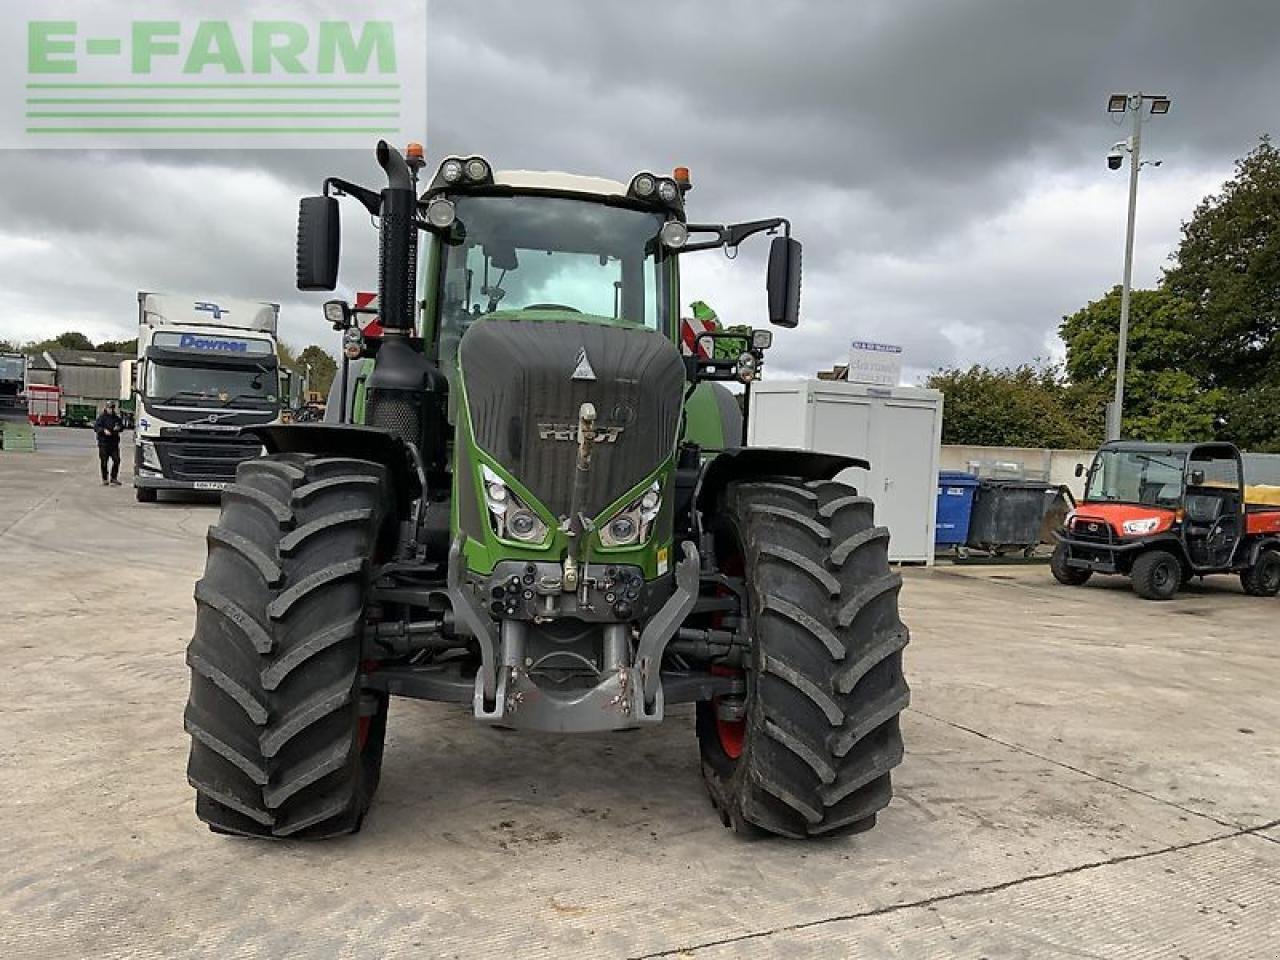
457 317 685 519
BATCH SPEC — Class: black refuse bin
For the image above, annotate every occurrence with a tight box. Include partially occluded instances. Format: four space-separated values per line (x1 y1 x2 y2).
965 479 1060 556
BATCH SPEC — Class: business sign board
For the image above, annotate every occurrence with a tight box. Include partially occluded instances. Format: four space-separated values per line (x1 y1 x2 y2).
3 1 426 148
847 340 903 387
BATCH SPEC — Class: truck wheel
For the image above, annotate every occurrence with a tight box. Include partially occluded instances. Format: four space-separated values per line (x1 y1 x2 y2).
697 478 909 838
1240 549 1280 597
1131 549 1181 601
135 486 157 503
1050 542 1091 586
184 453 389 839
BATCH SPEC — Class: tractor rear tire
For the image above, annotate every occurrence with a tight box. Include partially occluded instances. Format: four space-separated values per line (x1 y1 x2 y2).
1050 542 1092 586
1240 549 1280 597
1131 549 1181 601
697 478 909 838
184 453 389 839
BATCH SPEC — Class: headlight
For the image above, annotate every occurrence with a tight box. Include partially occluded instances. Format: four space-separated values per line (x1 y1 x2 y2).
660 221 688 249
1123 517 1162 535
630 173 656 198
464 157 491 182
426 197 456 229
481 466 549 545
737 352 758 382
139 440 160 470
657 178 679 203
599 480 662 547
751 329 773 350
440 159 464 184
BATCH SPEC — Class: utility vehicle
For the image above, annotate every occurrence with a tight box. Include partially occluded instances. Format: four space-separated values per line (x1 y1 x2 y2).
184 142 910 839
1052 440 1280 600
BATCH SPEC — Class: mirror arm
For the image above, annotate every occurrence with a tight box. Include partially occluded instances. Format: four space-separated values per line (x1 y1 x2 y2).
323 177 381 217
679 217 791 253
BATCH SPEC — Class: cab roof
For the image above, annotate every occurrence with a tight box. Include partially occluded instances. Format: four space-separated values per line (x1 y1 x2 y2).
1100 440 1239 459
491 170 629 198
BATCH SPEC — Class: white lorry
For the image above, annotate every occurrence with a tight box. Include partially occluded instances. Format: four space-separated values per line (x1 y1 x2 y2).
128 292 282 502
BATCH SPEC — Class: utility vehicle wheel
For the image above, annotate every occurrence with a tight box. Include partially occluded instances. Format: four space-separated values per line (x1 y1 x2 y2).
1050 542 1091 586
184 453 389 839
697 478 909 838
1131 549 1181 601
1240 549 1280 597
135 486 157 503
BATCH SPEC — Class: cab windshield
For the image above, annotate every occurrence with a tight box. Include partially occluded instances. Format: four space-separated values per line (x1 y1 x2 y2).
436 194 669 337
145 359 279 412
1085 449 1186 508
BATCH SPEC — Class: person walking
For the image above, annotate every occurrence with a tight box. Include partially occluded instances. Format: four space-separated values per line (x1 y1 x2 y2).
94 400 125 486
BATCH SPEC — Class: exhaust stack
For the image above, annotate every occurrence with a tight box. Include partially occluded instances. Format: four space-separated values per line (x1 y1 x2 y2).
375 140 418 334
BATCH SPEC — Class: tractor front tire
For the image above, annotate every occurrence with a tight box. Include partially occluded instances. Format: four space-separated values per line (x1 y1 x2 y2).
184 453 389 839
1050 542 1092 586
697 478 910 838
1131 549 1181 601
1240 549 1280 597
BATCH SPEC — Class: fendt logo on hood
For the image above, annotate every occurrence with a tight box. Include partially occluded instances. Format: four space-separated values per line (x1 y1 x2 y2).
538 422 624 443
570 347 596 382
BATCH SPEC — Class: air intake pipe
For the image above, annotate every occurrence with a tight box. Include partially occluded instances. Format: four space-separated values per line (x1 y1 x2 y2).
375 140 417 334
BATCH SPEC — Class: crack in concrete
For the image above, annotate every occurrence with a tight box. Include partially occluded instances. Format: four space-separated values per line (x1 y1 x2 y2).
913 708 1247 832
630 819 1280 959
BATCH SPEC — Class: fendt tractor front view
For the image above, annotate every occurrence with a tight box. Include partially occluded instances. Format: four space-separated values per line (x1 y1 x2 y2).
183 142 910 840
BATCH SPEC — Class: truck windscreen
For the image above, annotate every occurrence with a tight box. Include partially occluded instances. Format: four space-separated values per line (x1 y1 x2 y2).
146 360 279 411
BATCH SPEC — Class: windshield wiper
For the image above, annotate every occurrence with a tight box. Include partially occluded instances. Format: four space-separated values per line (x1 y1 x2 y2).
1133 454 1182 472
153 390 214 406
220 393 276 408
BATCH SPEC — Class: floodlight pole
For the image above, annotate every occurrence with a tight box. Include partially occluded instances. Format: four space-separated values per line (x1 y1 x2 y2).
1109 97 1144 441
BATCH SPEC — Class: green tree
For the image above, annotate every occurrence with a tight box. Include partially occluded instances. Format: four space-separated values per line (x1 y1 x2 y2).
296 344 338 397
25 331 95 353
1162 136 1280 449
95 338 138 354
277 341 297 368
1058 286 1220 442
925 363 1099 448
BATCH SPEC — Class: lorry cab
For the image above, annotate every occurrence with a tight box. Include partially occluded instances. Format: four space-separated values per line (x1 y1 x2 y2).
1053 440 1280 600
132 294 283 502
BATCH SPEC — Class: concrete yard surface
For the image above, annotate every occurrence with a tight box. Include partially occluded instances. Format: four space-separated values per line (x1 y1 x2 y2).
1 440 1277 958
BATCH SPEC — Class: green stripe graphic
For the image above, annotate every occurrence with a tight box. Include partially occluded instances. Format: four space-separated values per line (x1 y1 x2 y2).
27 82 400 89
26 127 401 134
28 112 399 118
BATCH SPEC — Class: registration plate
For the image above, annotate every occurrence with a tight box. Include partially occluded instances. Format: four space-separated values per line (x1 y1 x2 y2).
193 481 227 491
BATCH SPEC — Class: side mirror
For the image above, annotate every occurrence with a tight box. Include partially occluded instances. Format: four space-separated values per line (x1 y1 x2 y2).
766 235 801 328
297 196 340 291
1074 462 1085 478
1190 469 1205 486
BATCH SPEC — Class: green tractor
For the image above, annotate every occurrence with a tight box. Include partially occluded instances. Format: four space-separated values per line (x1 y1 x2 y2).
184 142 909 840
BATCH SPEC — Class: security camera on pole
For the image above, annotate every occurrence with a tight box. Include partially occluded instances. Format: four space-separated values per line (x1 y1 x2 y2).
1104 91 1171 441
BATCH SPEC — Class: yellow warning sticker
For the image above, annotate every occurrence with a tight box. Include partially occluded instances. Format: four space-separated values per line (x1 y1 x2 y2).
656 546 669 575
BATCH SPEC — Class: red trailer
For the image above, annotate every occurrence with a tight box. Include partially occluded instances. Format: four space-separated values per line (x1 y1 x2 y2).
26 384 61 426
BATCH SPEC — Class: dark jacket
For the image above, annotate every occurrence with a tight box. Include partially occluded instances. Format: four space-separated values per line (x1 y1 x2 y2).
94 410 125 446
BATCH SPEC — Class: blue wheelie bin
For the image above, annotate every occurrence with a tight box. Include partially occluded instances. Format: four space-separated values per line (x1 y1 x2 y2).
936 471 980 549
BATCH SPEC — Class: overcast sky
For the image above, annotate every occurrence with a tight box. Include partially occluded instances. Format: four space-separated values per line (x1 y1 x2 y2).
2 0 1277 382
